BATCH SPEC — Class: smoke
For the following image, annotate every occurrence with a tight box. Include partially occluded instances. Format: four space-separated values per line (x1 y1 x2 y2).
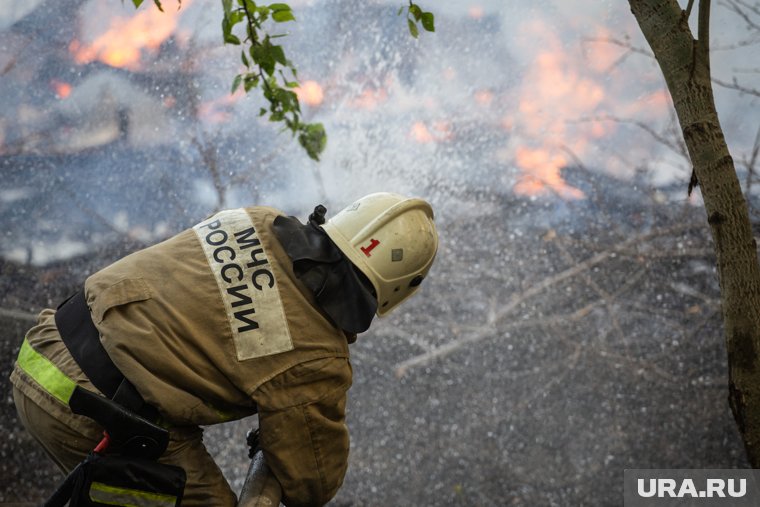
2 0 759 255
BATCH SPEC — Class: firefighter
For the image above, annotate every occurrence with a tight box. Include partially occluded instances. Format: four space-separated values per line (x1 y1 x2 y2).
10 192 438 506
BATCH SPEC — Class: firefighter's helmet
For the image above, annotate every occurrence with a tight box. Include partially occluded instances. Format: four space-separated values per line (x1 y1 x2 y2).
322 192 438 315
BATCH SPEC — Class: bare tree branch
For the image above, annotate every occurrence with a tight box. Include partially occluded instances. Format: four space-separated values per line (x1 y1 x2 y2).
0 308 38 322
572 114 688 159
718 0 760 30
394 227 683 376
712 76 760 97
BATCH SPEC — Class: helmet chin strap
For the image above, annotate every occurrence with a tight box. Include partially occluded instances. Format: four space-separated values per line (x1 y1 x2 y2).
272 210 377 335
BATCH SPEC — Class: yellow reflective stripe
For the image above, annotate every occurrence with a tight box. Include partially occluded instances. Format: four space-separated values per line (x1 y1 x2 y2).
16 339 76 405
205 401 238 422
89 481 177 507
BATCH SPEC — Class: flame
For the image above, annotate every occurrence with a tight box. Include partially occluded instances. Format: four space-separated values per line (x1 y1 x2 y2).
411 122 434 143
198 89 245 124
295 80 324 107
505 19 629 199
51 80 72 99
583 27 626 74
351 87 388 110
468 5 484 19
410 121 453 144
71 0 187 71
474 89 494 106
514 147 584 199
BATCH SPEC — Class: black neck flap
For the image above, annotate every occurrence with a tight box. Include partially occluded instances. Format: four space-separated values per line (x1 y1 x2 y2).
272 209 377 335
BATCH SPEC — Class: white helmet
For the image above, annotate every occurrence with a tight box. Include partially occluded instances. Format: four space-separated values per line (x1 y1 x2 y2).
322 192 439 316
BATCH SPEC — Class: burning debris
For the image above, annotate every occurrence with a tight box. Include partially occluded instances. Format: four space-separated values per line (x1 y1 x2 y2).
295 79 325 107
50 80 72 99
70 0 189 71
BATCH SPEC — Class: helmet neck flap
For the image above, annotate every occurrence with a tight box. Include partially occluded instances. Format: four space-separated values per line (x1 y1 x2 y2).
272 209 377 335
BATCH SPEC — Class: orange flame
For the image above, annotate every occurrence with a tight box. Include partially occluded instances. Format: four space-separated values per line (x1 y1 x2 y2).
468 5 485 20
51 80 72 99
71 0 187 71
351 87 388 110
505 19 628 199
295 80 324 107
411 122 434 143
198 89 245 124
514 147 584 199
474 89 494 106
410 121 453 144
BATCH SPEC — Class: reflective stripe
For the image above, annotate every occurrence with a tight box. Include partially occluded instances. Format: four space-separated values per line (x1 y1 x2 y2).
89 481 177 507
16 338 76 405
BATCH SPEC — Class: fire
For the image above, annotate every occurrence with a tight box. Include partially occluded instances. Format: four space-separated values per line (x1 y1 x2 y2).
411 122 434 143
504 19 628 199
51 80 72 99
351 87 388 110
295 80 324 107
198 89 245 124
474 89 493 106
468 5 485 20
514 147 584 199
410 121 453 144
71 0 187 71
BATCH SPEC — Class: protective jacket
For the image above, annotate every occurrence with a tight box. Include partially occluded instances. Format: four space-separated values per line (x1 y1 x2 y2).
11 206 353 507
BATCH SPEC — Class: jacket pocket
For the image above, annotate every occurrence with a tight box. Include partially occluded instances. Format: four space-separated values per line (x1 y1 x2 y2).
88 278 152 324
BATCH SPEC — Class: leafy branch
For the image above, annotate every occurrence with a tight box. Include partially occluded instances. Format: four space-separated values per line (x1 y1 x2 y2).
399 1 435 38
131 0 435 161
223 0 326 161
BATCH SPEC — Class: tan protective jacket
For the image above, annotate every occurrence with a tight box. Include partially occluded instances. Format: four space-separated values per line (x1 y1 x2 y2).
79 206 351 506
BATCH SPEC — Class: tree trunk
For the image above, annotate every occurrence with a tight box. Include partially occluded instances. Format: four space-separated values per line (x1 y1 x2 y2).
629 0 760 465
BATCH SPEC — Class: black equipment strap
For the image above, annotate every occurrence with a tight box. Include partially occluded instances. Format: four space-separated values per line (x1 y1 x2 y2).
69 386 168 460
55 290 159 422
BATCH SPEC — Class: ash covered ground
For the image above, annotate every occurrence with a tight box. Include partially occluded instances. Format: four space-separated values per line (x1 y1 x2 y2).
1 174 750 505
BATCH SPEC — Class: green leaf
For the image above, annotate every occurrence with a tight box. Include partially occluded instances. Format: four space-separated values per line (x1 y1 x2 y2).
256 5 270 21
270 45 286 65
421 12 434 32
259 108 268 116
274 88 297 108
244 74 259 92
272 9 295 22
397 6 404 15
408 19 419 38
132 0 145 7
252 45 276 75
298 123 327 161
269 3 291 11
222 11 244 44
241 50 249 67
153 0 164 12
231 74 243 94
229 10 245 24
409 4 422 21
222 0 232 14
